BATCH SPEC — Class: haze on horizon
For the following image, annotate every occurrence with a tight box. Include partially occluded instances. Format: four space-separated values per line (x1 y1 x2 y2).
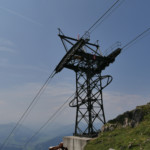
0 0 149 134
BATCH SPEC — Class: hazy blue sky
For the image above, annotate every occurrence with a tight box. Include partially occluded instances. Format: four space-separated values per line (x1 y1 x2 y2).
0 0 150 133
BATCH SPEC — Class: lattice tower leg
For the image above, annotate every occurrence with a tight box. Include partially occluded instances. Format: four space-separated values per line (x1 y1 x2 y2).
73 71 106 137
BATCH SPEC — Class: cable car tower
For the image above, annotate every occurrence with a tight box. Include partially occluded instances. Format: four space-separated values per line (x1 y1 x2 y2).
54 29 121 137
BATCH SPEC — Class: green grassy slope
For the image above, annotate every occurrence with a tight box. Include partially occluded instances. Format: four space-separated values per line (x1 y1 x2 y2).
85 103 150 150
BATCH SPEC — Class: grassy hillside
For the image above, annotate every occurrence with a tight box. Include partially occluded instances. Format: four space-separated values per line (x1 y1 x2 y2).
85 103 150 150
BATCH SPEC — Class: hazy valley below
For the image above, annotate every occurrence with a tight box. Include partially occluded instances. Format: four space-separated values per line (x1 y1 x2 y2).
0 123 73 150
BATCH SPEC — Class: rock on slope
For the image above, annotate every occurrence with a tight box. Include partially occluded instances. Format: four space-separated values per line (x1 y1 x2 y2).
84 102 150 150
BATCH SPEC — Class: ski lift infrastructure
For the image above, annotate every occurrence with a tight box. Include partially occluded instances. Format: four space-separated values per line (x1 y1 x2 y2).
0 0 150 149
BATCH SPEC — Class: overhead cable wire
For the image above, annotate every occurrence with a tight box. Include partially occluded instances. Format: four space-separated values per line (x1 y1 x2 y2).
18 9 150 150
23 92 75 149
0 71 55 150
122 28 150 51
17 72 56 129
21 26 150 149
90 0 125 34
102 28 150 56
0 1 125 148
12 73 55 139
82 0 122 38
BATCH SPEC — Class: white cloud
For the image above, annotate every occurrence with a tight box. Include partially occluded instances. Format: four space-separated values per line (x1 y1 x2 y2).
0 38 15 53
0 6 43 27
0 80 149 128
0 37 15 67
0 58 9 65
0 46 15 53
103 91 150 121
0 81 74 125
0 38 14 47
0 39 49 73
0 38 15 67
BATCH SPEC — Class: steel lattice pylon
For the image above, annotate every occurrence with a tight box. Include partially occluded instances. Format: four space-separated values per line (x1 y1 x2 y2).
54 30 121 137
69 66 113 137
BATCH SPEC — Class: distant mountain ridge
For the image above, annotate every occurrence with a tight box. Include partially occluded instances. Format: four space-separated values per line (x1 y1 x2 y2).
0 123 73 150
0 121 103 149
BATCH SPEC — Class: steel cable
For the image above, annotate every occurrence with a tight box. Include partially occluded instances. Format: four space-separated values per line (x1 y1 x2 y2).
23 92 75 149
0 71 55 150
122 28 150 51
89 0 125 35
82 0 122 38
